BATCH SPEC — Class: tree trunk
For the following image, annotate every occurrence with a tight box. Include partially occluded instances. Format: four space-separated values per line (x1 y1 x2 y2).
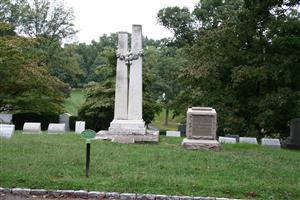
164 107 169 126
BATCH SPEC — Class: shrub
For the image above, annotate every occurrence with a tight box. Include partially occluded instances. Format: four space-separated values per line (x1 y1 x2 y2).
12 113 59 130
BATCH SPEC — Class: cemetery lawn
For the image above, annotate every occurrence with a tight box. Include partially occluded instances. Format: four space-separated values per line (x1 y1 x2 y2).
151 109 184 131
63 89 85 115
1 132 300 200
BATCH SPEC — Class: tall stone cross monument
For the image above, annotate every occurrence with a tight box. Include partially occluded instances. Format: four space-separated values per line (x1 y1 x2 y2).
108 25 146 135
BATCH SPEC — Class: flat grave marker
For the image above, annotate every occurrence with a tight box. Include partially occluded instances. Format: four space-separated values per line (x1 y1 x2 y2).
23 122 41 134
0 124 15 138
218 136 236 144
166 131 181 137
261 138 281 148
239 137 258 144
48 123 66 134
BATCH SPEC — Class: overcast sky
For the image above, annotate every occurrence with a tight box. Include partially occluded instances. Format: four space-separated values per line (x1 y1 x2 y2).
64 0 199 44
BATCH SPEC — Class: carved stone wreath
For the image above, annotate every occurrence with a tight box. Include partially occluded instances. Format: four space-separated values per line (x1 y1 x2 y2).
116 49 144 65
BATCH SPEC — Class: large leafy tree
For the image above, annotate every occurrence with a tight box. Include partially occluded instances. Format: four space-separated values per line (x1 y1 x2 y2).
0 22 69 113
0 0 82 87
158 0 300 138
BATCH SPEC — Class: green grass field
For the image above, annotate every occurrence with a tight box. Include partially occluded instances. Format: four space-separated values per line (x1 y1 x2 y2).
63 89 85 115
1 132 299 199
151 109 184 131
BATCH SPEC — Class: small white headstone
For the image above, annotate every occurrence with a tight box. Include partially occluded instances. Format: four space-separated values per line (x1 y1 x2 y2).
218 136 236 144
166 131 181 137
240 137 258 144
0 124 15 138
261 138 281 148
23 122 42 134
0 113 12 123
75 121 85 134
47 123 66 134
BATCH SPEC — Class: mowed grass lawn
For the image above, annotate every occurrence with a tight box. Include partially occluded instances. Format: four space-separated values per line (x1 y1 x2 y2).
1 132 300 200
62 89 85 116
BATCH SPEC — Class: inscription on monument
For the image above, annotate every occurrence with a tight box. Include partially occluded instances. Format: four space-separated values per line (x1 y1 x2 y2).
192 115 213 137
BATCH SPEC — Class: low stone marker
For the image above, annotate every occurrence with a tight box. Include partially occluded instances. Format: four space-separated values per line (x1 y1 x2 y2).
0 113 12 123
47 123 66 134
225 134 240 142
261 138 281 148
239 137 258 144
23 122 42 134
218 136 236 144
0 124 15 138
75 121 85 134
59 113 71 131
166 131 181 137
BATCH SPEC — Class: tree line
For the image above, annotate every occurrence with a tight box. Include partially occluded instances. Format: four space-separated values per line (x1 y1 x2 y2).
1 0 300 137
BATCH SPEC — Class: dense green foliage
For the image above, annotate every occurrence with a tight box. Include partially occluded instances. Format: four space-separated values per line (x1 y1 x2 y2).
158 0 300 138
0 22 69 113
1 133 299 199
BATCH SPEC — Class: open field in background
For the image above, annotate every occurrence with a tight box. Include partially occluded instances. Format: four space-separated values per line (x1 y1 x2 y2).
63 89 86 116
1 132 299 200
151 109 184 131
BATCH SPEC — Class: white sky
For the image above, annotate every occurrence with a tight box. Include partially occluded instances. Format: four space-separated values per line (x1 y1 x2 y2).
64 0 199 44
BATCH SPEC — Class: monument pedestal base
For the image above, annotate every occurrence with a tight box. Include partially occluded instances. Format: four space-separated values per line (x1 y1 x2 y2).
108 119 146 135
181 138 219 150
96 130 159 144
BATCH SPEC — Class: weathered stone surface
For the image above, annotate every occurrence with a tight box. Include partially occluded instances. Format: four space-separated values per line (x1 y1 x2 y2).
106 192 120 199
112 136 135 144
0 124 15 138
218 137 236 144
29 189 47 195
47 190 61 197
128 25 143 121
166 131 181 137
88 191 106 198
120 193 137 200
108 25 146 136
59 113 71 131
0 113 12 123
96 130 159 144
136 194 156 200
186 107 217 140
170 195 180 200
194 197 216 200
113 32 129 120
156 194 168 200
73 190 88 198
182 138 219 150
11 188 30 195
239 137 258 144
47 123 66 134
109 119 146 135
22 122 41 134
261 138 281 148
75 121 85 134
282 118 300 149
0 187 11 193
179 196 193 200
